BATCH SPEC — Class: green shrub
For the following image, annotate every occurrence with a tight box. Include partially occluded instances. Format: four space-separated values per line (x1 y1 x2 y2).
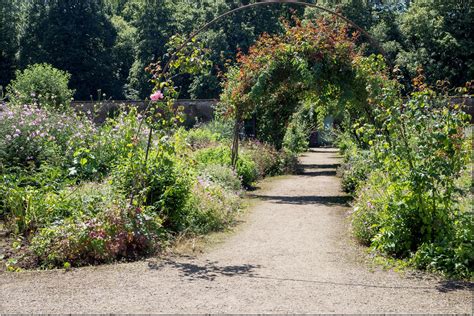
350 174 384 245
198 164 242 192
194 145 257 187
283 116 310 154
7 64 74 110
335 133 374 194
277 149 299 175
113 146 193 231
31 204 163 267
352 169 473 278
411 208 473 278
351 172 415 254
186 126 221 149
200 120 234 139
183 181 241 234
2 180 118 234
186 120 233 149
345 89 473 277
69 108 144 180
340 151 373 194
243 140 281 178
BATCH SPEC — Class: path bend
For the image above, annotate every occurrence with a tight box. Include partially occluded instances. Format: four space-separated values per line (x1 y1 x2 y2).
0 148 472 313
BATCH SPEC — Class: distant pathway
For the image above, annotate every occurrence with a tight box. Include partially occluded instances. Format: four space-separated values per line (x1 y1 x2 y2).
1 148 472 313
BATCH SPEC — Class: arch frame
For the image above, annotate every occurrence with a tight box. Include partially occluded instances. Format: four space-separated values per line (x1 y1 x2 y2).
137 0 388 190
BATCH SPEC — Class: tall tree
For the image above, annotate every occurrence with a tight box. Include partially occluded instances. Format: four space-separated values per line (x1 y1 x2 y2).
169 0 291 99
20 0 119 99
110 15 137 98
126 0 173 99
397 0 474 88
0 0 21 89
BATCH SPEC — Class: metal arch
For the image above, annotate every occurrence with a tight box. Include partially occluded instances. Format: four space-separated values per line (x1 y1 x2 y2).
139 0 387 139
133 0 388 198
162 0 387 76
159 1 387 169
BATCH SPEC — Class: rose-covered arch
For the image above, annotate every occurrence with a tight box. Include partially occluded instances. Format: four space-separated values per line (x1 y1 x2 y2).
217 19 393 166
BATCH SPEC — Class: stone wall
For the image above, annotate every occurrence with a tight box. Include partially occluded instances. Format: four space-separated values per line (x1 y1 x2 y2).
72 97 473 126
71 99 217 126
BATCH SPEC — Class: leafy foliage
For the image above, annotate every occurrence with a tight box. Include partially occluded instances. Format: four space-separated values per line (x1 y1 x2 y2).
3 0 472 98
7 64 74 110
339 78 473 277
194 145 257 188
220 16 362 150
396 0 474 88
19 0 119 99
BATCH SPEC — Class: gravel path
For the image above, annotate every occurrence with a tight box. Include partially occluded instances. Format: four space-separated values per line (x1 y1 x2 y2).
1 148 472 314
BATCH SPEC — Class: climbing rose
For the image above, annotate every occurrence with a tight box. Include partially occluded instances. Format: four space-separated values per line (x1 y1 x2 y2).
150 90 164 101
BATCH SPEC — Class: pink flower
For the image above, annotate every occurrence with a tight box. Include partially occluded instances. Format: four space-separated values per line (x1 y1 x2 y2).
150 90 164 101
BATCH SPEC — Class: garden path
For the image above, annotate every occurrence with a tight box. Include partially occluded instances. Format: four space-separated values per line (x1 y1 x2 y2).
1 148 472 313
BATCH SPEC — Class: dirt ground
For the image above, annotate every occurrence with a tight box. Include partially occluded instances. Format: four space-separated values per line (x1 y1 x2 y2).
1 148 472 314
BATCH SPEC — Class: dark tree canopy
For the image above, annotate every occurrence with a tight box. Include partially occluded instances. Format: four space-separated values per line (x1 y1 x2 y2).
0 0 21 89
1 0 472 100
20 0 118 100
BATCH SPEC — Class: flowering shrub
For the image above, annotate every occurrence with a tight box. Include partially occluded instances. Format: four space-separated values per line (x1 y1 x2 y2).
0 103 95 168
31 204 163 267
0 30 298 270
340 80 473 277
198 164 242 192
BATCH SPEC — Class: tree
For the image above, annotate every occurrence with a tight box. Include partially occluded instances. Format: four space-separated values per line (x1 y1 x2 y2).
20 0 119 100
0 0 21 89
111 15 137 98
126 0 173 99
396 0 474 88
167 0 290 99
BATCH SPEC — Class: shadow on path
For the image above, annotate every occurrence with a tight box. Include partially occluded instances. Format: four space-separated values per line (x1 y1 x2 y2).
148 258 261 281
148 258 470 292
308 149 339 154
297 170 337 177
299 163 340 169
249 194 351 206
435 280 474 293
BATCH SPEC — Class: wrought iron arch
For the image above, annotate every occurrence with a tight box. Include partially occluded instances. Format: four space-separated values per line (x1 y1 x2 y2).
162 0 387 76
138 0 388 179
